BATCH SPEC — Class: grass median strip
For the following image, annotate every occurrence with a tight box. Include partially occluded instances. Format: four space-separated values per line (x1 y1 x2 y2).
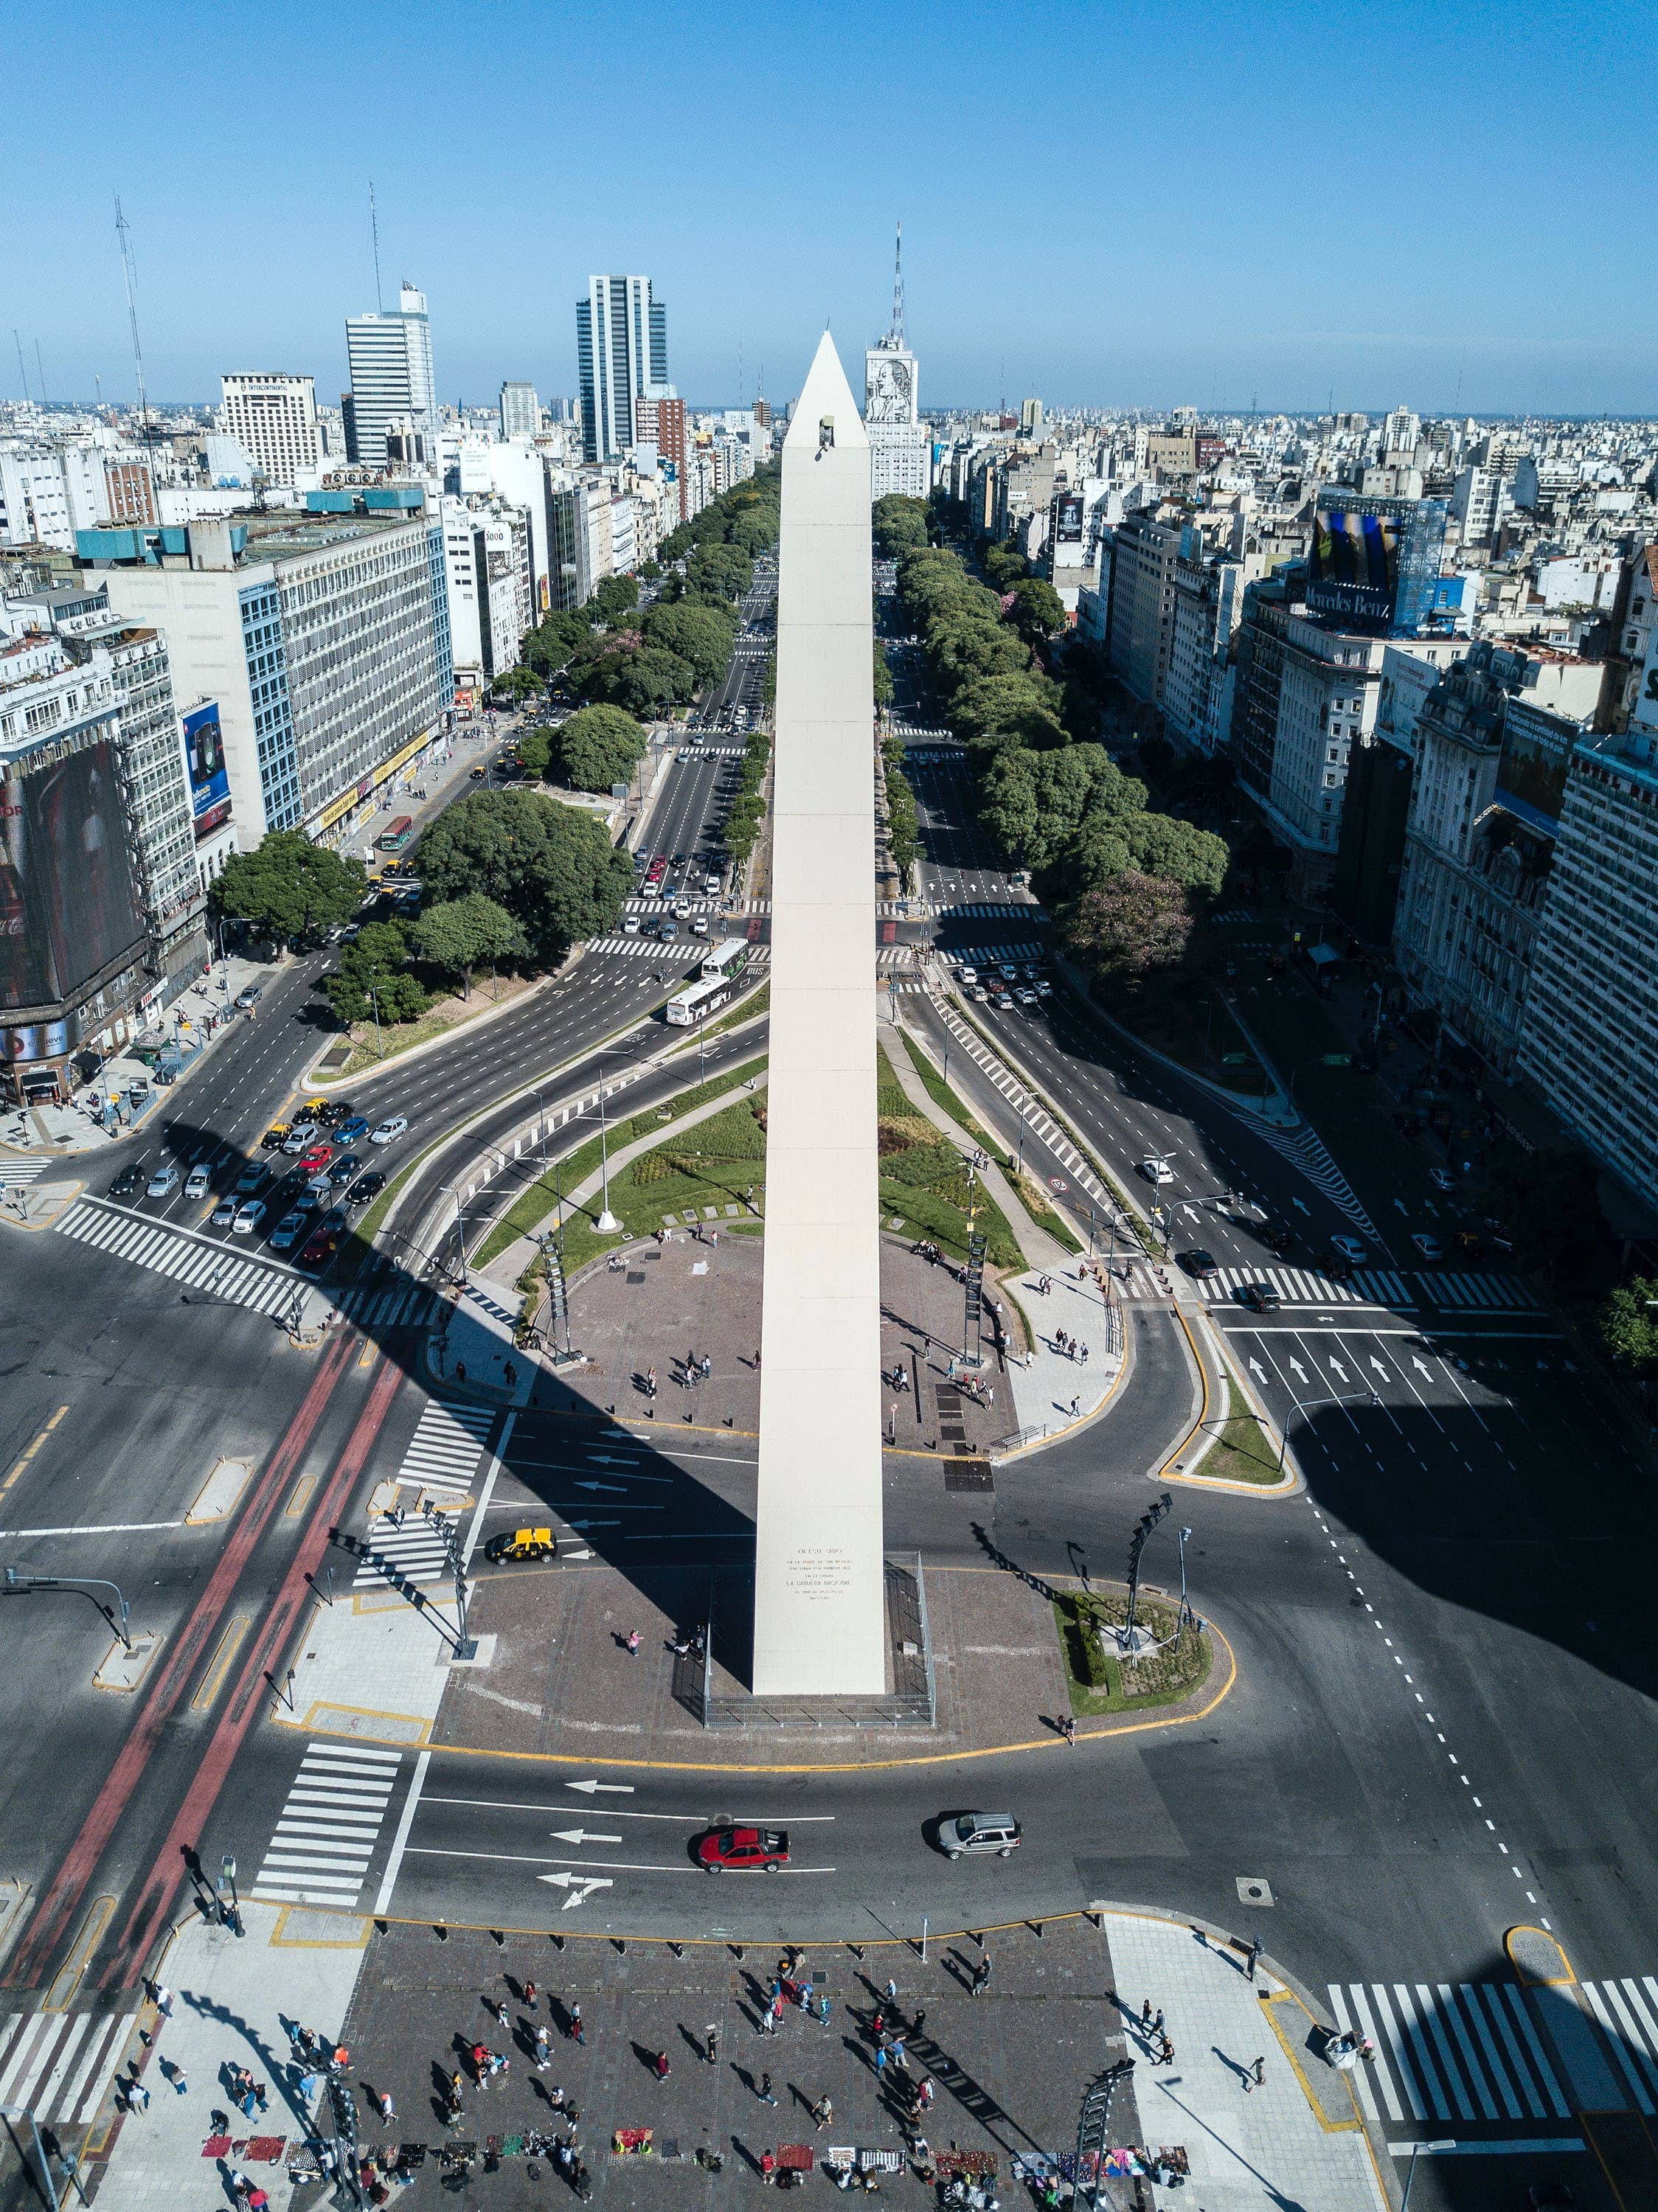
1053 1591 1213 1715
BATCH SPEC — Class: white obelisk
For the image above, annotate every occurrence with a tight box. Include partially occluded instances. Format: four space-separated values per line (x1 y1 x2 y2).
750 333 886 1697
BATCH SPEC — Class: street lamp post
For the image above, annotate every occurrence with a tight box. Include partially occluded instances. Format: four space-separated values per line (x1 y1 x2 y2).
4 1567 132 1651
1277 1388 1381 1470
1176 1525 1193 1627
1 2102 61 2210
1401 2140 1455 2210
367 979 384 1060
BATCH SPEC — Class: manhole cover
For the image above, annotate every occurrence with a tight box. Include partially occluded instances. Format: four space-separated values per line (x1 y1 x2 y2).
1235 1876 1274 1907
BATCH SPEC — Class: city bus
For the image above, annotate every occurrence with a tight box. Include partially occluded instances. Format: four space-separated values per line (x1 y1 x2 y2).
700 939 751 984
666 974 736 1026
378 815 414 852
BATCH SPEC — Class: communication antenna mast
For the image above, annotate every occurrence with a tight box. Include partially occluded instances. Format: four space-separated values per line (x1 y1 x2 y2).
35 340 48 407
13 330 28 405
114 196 152 454
890 220 905 347
369 179 384 313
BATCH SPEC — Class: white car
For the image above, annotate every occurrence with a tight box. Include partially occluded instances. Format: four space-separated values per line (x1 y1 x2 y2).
269 1210 307 1251
146 1163 180 1197
370 1116 408 1145
691 917 710 936
622 914 642 934
969 984 989 1002
1412 1232 1444 1262
1016 988 1038 1006
1429 1168 1458 1192
210 1194 238 1228
1140 1158 1176 1185
958 967 979 985
233 1198 267 1234
676 747 692 762
283 1122 321 1154
1331 1234 1368 1265
185 1164 212 1200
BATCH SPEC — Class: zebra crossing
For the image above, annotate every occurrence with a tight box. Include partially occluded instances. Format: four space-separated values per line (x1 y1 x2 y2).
0 2006 137 2129
937 902 1047 923
334 1279 437 1329
1207 1264 1414 1307
0 1157 49 1190
52 1197 307 1317
876 947 916 970
589 936 772 962
250 1742 404 1907
1322 1977 1658 2129
1235 1114 1381 1242
943 942 1048 970
1426 1271 1541 1311
353 1397 496 1589
625 896 720 914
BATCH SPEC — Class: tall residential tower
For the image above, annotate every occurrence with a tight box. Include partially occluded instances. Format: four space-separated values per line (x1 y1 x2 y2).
575 276 667 464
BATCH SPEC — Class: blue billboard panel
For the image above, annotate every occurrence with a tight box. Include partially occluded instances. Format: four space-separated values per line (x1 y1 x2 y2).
1308 495 1447 634
183 703 232 841
1496 701 1575 835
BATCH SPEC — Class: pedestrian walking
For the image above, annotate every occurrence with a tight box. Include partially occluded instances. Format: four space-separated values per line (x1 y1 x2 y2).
1062 1713 1076 1745
128 2080 150 2114
917 2078 934 2110
455 1361 467 1382
816 1994 832 2027
1140 2000 1153 2031
167 2061 187 2095
378 2090 395 2124
1081 1343 1089 1365
1156 2037 1174 2068
811 2095 833 2130
911 2008 925 2039
570 2003 585 2044
1153 2009 1165 2037
646 1366 658 1399
1249 2055 1265 2092
654 2051 670 2081
535 2026 551 2070
885 1978 899 2005
493 1997 510 2027
700 1354 711 1380
760 2151 777 2185
524 1980 538 2008
253 2081 268 2114
890 2037 908 2072
705 2024 719 2065
152 1984 174 2019
759 2070 777 2107
625 1629 642 1657
760 2003 777 2036
972 1956 993 1997
874 2045 888 2079
1069 1396 1080 1419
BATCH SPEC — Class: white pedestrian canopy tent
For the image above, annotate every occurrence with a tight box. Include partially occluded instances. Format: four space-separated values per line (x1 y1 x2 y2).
751 333 886 1696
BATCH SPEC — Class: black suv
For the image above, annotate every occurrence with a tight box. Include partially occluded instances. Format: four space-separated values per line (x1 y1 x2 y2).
109 1162 145 1198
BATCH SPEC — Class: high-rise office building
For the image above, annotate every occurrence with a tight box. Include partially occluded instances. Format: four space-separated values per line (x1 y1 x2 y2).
499 381 541 441
219 373 322 486
344 282 437 470
575 276 667 463
865 226 929 500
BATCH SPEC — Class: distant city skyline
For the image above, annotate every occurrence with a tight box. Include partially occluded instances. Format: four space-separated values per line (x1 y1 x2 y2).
2 0 1651 417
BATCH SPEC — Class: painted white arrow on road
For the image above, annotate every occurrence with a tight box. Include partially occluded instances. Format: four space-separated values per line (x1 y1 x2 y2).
550 1829 622 1845
1329 1358 1349 1380
1393 1199 1409 1217
1288 1359 1308 1382
1412 1357 1433 1377
1249 1359 1268 1380
1291 1197 1311 1215
1370 1357 1390 1375
566 1778 636 1795
573 1481 627 1493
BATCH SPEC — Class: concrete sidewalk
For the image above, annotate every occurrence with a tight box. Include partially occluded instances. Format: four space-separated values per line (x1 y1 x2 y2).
95 1903 366 2212
1002 1264 1128 1445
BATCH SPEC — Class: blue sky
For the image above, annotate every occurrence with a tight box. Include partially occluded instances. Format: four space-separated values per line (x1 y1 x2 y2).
4 0 1651 417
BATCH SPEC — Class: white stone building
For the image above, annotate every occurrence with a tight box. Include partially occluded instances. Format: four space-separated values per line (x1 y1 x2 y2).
219 374 321 487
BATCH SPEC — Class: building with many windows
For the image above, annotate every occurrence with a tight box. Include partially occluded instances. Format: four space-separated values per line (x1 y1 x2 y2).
499 381 540 441
1518 725 1658 1211
1104 512 1182 710
344 284 437 470
82 498 452 855
219 374 321 487
441 496 533 689
575 276 668 463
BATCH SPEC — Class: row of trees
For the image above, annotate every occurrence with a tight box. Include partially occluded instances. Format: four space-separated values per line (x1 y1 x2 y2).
518 703 648 796
882 730 918 886
891 542 1229 982
724 724 772 869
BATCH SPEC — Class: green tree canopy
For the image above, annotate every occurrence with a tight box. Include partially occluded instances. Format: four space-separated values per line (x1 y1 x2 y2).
949 671 1068 749
1480 1148 1604 1279
872 494 932 554
873 641 895 708
516 725 554 780
927 615 1032 692
555 704 649 793
324 919 429 1028
1062 872 1194 981
210 830 366 941
589 574 639 625
687 541 754 602
522 608 594 675
490 664 541 702
410 893 527 998
1126 812 1230 900
575 642 693 717
1595 1275 1658 1378
981 543 1030 589
1007 577 1066 643
977 744 1142 872
417 787 634 957
641 600 736 689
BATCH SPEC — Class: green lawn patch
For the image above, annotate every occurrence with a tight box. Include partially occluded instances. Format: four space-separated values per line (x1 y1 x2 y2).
472 1054 767 1268
698 978 768 1040
1052 1591 1213 1715
1195 1403 1284 1486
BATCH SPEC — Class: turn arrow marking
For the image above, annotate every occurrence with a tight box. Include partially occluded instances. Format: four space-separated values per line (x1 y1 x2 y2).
1291 1197 1311 1215
1370 1357 1390 1377
550 1829 622 1845
567 1778 636 1795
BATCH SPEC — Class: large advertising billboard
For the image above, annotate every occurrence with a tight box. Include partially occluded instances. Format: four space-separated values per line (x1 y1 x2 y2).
182 702 232 841
0 741 147 1013
1308 505 1403 625
1054 494 1084 545
1496 702 1575 835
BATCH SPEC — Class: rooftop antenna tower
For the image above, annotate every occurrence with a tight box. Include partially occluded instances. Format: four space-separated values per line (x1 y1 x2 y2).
890 220 905 346
370 179 384 314
35 340 47 407
114 195 152 456
13 330 28 405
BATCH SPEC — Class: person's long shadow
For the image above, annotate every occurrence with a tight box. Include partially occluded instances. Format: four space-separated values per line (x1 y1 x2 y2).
179 1989 311 2135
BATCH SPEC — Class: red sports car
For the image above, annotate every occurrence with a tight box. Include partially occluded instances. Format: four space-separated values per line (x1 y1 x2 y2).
299 1144 333 1173
696 1825 790 1874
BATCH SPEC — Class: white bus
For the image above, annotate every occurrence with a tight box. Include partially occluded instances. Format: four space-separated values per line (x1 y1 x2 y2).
665 974 736 1026
700 938 751 983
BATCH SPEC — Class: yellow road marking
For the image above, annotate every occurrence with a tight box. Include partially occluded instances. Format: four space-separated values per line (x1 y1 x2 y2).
285 1472 319 1518
3 1407 69 1492
43 1895 114 2013
192 1614 251 1711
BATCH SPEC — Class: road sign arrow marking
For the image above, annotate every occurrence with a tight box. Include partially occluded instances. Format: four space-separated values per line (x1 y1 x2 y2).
550 1829 622 1845
1393 1198 1409 1216
566 1778 636 1795
1412 1356 1433 1377
573 1481 626 1493
1288 1359 1308 1382
1248 1358 1268 1380
1291 1197 1311 1215
1370 1357 1390 1376
1329 1358 1349 1380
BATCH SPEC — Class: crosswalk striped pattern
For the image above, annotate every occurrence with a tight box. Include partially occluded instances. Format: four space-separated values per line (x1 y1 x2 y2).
931 996 1117 1225
334 1280 437 1329
589 936 772 962
876 947 916 970
941 942 1048 970
250 1743 403 1907
1425 1271 1541 1311
1581 1977 1658 2113
625 896 721 914
0 2007 136 2129
1236 1116 1381 1242
53 1197 306 1318
901 743 966 760
1210 907 1256 925
0 1158 49 1189
1329 1982 1574 2126
353 1398 496 1589
937 904 1047 923
1207 1264 1415 1307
